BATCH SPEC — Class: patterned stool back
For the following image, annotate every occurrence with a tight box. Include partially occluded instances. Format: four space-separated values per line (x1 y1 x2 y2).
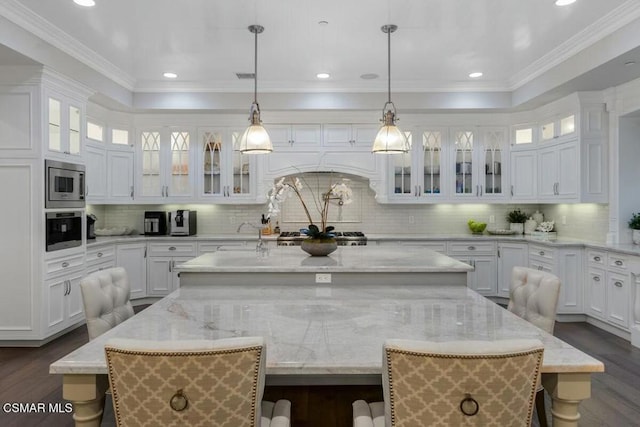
105 337 266 427
383 339 544 427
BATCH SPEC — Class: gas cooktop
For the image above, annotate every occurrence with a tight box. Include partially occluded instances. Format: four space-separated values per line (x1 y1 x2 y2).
277 231 367 246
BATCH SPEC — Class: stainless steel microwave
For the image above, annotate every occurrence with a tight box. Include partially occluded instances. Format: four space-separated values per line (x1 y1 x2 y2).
45 159 85 208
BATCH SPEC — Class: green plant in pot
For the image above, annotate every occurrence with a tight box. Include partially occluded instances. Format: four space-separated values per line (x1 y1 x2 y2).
628 213 640 245
506 209 528 234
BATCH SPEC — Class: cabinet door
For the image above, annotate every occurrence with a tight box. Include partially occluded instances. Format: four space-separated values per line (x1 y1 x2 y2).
497 243 528 298
229 129 255 199
167 130 193 198
322 124 352 150
116 243 147 299
201 129 225 197
556 141 578 199
46 276 66 330
147 257 172 296
351 125 379 151
66 271 85 324
469 256 497 296
419 129 444 198
107 150 134 201
586 268 606 320
139 130 163 198
556 249 583 314
291 125 321 148
510 150 537 200
479 128 506 199
607 272 629 328
537 146 558 199
451 129 476 197
85 144 106 201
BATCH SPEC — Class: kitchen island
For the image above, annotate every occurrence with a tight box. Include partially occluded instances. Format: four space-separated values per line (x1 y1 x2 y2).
51 283 603 427
175 245 474 286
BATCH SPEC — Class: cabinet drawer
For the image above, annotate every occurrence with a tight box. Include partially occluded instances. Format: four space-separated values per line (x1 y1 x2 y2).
586 250 606 267
607 253 628 271
198 241 247 255
45 253 85 276
148 242 197 256
86 244 116 266
529 259 554 273
448 241 496 255
528 245 555 262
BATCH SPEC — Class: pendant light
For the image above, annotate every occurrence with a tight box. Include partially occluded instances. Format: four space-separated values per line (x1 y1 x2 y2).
237 25 272 154
372 24 409 154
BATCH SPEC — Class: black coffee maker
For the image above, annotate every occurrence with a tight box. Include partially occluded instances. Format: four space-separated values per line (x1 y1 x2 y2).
86 214 97 239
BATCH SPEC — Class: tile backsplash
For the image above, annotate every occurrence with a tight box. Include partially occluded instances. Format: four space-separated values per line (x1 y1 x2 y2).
88 175 609 242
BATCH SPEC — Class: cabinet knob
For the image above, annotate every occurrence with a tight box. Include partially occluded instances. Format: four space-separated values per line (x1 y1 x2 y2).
614 281 623 287
467 246 476 250
593 276 601 282
593 256 601 262
615 260 623 266
97 252 103 258
169 246 177 251
62 262 69 268
539 251 545 256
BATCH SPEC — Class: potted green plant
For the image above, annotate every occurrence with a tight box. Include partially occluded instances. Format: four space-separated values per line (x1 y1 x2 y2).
506 209 528 234
628 213 640 244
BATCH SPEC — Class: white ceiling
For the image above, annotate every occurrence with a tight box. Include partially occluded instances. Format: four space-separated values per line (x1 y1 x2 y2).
2 0 640 111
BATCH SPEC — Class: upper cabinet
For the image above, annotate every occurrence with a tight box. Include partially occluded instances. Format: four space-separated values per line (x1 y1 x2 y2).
322 124 379 152
268 124 321 151
198 128 259 202
135 128 195 202
45 91 84 159
539 113 576 144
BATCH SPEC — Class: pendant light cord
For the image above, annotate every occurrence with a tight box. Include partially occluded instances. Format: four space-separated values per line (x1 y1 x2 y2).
254 29 258 105
387 28 391 104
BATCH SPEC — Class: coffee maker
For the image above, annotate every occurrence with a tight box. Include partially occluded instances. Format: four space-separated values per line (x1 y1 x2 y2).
86 214 97 240
169 210 197 236
144 211 167 235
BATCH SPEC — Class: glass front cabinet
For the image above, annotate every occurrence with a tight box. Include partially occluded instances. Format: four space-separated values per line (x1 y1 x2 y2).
136 128 194 201
450 127 507 201
198 128 256 202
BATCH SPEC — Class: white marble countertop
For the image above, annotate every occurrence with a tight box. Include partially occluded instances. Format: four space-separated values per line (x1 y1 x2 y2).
50 284 604 377
175 246 474 273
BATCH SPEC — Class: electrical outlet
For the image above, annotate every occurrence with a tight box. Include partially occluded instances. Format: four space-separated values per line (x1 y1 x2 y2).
561 215 567 225
315 273 332 283
408 216 415 224
489 215 495 223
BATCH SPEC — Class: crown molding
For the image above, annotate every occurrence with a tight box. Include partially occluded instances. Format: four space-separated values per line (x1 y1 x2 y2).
509 0 640 90
0 0 136 90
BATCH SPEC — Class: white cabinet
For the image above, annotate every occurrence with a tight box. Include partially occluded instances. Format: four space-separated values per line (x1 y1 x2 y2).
497 242 529 298
198 128 258 202
322 124 378 152
586 250 632 330
107 150 134 202
45 253 85 335
116 242 147 299
529 244 583 314
375 240 447 253
509 150 537 201
85 142 107 202
146 241 196 296
45 91 84 159
197 241 247 255
136 128 195 202
268 124 321 151
539 113 576 144
537 140 579 201
448 241 497 296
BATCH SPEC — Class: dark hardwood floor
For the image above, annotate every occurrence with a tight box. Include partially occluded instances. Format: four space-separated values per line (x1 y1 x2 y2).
1 318 639 426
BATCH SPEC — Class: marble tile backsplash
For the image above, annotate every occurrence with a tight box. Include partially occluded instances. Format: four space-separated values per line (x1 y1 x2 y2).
88 178 609 242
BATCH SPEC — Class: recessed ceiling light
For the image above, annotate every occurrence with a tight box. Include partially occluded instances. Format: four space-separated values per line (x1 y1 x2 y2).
360 73 379 80
73 0 96 7
163 72 178 79
555 0 577 6
469 72 483 78
316 73 330 79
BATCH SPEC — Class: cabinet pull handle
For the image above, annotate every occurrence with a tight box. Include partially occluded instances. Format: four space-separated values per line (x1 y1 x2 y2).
537 266 543 271
169 261 172 273
97 252 103 258
62 262 69 268
593 256 601 262
510 185 514 197
539 251 545 256
467 246 476 250
476 185 479 196
480 185 483 196
65 280 70 296
615 260 623 266
418 185 422 196
169 246 177 251
144 247 147 258
165 186 169 197
614 281 623 287
593 275 601 282
86 185 89 196
130 186 134 198
497 249 501 257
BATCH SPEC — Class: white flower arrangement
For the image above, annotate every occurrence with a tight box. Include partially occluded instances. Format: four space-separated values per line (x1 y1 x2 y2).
267 176 353 239
536 220 555 232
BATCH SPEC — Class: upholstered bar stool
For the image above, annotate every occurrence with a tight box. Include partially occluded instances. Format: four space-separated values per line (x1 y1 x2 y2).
79 267 135 340
353 339 544 427
508 266 561 427
105 337 291 427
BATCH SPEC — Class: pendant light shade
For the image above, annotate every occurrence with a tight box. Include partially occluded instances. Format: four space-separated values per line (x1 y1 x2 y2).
237 25 272 154
372 24 409 154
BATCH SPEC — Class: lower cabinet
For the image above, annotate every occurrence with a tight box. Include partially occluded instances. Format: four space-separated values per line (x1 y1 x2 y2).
447 241 497 296
116 242 147 299
586 250 633 330
147 256 192 296
45 267 84 336
529 244 583 314
497 242 529 298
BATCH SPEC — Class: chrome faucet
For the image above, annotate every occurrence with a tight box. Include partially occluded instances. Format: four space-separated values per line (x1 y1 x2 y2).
237 222 267 254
